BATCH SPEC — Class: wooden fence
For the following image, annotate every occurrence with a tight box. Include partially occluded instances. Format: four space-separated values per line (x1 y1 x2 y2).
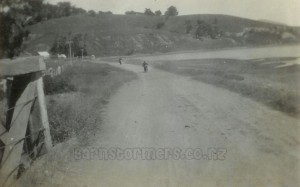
45 61 71 78
0 57 52 187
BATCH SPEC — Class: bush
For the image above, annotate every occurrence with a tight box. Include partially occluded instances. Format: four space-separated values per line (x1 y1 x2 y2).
88 10 96 17
126 49 134 56
125 11 141 15
185 20 192 34
144 8 155 16
195 20 220 39
155 10 162 16
156 22 165 29
43 73 77 95
46 62 137 145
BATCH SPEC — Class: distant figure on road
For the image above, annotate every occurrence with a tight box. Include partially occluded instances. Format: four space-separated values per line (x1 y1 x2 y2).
119 58 122 65
143 61 148 72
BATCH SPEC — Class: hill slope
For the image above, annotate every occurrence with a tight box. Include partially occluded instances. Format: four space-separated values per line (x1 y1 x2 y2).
25 14 300 57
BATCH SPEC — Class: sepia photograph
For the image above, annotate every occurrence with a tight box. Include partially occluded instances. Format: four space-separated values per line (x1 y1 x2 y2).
0 0 299 186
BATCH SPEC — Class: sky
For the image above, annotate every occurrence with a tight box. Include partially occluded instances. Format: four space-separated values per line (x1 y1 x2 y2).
47 0 300 26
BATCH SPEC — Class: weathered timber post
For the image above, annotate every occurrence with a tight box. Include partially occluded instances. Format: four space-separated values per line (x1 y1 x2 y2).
0 56 52 187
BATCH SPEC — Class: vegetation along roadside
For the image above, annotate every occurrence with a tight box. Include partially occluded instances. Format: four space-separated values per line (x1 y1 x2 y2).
44 60 137 145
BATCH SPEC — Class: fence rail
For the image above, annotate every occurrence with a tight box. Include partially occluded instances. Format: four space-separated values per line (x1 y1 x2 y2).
0 56 52 187
44 59 73 77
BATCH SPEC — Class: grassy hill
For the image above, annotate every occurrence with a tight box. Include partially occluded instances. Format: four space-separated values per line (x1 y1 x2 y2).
24 14 300 57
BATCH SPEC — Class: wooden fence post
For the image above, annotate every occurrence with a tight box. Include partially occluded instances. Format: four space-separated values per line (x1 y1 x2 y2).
36 75 52 151
0 57 52 187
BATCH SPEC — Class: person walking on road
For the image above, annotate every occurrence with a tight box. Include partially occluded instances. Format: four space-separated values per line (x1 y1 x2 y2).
143 61 148 72
119 57 122 65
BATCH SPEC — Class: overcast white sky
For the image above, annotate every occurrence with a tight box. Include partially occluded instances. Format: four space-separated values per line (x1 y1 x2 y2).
47 0 300 26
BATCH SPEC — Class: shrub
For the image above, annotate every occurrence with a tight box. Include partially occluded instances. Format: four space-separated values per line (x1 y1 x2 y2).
125 11 141 15
185 20 193 34
88 10 96 17
144 8 155 16
155 10 162 16
156 22 165 29
44 74 77 95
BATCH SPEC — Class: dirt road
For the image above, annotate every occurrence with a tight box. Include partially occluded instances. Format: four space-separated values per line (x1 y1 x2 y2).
22 58 299 187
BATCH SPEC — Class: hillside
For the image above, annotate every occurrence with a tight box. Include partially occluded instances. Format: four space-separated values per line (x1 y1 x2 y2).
24 14 300 57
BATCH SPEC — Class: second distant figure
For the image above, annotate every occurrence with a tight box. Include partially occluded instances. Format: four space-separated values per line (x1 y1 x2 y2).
143 61 148 72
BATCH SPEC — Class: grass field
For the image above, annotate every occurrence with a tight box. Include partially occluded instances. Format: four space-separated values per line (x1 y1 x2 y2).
44 61 137 145
154 57 300 117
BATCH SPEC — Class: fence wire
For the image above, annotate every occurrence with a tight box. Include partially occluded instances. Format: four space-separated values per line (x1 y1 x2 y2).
0 128 45 150
5 96 37 113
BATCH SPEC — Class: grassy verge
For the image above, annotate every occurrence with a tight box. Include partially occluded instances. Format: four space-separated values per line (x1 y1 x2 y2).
44 61 137 145
16 61 136 187
154 57 300 117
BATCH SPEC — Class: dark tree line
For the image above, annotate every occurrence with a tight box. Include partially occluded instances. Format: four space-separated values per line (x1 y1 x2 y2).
0 13 29 58
184 19 222 40
0 0 87 59
50 33 88 57
126 6 177 16
23 1 87 24
0 0 32 58
144 8 155 16
125 11 143 15
194 20 221 40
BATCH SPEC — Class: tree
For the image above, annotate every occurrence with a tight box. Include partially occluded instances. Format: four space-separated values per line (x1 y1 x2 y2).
155 10 162 16
88 10 96 17
72 7 86 15
26 0 44 22
210 25 220 39
57 2 72 17
195 20 212 40
50 33 88 57
40 3 57 20
144 8 155 16
164 6 178 16
0 1 33 58
50 35 67 55
125 11 136 15
185 20 193 34
0 0 89 58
